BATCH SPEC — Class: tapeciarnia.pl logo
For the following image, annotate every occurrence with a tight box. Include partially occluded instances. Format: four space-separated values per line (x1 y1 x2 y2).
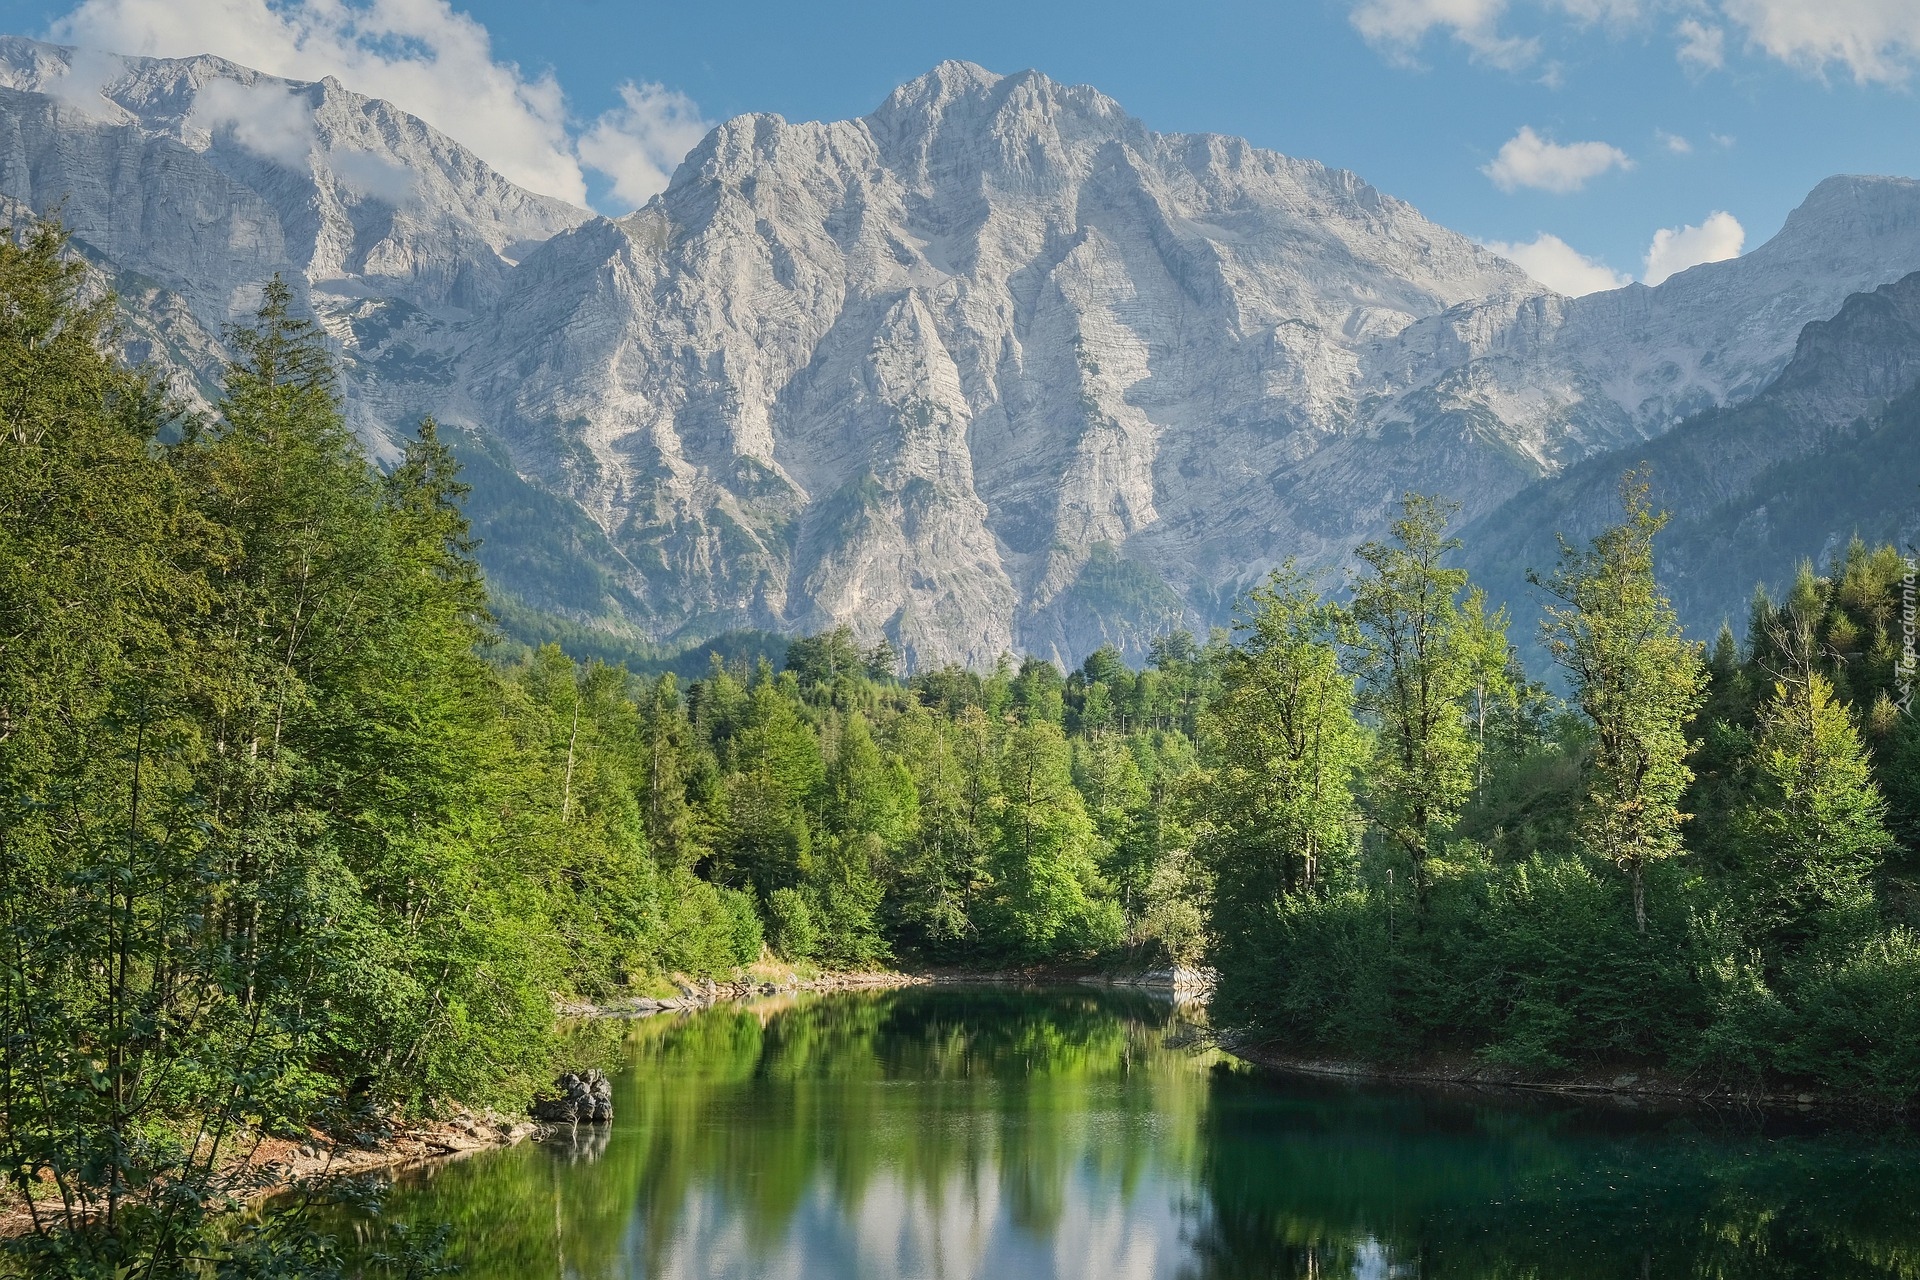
1900 550 1917 715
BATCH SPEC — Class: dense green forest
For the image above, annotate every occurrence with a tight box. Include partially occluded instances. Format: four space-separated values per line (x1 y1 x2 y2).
1203 483 1920 1102
2 218 1919 1273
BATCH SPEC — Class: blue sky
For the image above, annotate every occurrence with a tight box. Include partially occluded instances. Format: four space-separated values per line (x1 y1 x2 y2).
2 0 1916 294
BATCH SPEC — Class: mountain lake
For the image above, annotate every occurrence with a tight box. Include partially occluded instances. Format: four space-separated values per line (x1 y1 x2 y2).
332 986 1920 1278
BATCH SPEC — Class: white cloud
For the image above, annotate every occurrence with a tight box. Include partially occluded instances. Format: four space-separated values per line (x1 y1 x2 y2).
576 81 712 211
1483 126 1632 193
1485 231 1633 294
1675 18 1726 69
1555 0 1643 21
1657 128 1692 153
1350 0 1539 68
1348 0 1920 87
1643 210 1744 284
1721 0 1920 84
52 0 590 202
1710 131 1737 147
42 46 123 118
190 77 315 167
330 146 417 203
1348 0 1647 68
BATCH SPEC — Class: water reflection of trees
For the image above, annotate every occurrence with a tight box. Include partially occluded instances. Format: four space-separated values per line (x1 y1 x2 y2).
1184 1071 1920 1279
364 991 1920 1280
379 987 1215 1279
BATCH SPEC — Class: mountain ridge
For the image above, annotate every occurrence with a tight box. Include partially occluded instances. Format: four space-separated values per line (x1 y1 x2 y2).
0 39 1914 667
1462 268 1920 651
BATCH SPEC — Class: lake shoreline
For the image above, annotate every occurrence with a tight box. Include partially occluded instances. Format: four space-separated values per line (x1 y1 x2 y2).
557 967 926 1016
267 985 1920 1277
0 1106 546 1240
557 960 1216 1018
3 970 926 1240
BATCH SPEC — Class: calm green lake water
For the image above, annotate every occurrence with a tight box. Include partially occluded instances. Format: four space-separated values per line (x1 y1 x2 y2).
343 987 1920 1278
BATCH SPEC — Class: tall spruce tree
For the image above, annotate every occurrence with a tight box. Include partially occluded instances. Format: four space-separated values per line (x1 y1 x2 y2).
989 721 1117 957
639 673 705 871
1736 671 1892 954
893 705 993 951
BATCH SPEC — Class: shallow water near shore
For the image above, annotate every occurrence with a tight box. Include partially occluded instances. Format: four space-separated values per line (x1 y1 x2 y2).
337 986 1920 1278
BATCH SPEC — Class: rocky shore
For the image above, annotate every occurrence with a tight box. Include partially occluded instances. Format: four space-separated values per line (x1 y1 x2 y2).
0 1106 545 1239
556 968 924 1017
6 964 1215 1236
1076 966 1216 999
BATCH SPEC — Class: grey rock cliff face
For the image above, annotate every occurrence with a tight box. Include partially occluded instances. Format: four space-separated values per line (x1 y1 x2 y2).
2 42 1916 667
0 38 586 315
455 61 1544 666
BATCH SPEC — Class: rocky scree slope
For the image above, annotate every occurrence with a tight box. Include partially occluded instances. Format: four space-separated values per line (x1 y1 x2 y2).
1368 175 1920 469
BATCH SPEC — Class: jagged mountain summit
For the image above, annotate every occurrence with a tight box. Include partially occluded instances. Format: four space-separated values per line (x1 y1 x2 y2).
464 60 1547 667
0 40 1915 667
457 64 1920 666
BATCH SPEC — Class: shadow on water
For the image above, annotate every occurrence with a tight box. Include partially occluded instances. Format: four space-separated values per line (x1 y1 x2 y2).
341 987 1920 1279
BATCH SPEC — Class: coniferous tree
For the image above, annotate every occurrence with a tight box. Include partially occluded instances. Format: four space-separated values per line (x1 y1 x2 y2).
716 673 823 898
639 673 704 871
1736 672 1893 953
1074 736 1151 937
812 712 909 963
989 721 1118 957
893 706 992 950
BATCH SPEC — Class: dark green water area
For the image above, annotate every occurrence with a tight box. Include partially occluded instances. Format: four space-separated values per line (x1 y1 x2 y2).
338 987 1920 1278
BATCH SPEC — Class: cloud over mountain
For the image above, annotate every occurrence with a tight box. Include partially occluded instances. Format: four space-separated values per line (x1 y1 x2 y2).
47 0 707 209
1643 210 1744 284
1485 231 1632 294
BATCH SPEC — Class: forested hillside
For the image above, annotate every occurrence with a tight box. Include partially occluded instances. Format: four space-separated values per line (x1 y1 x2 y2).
4 217 1920 1274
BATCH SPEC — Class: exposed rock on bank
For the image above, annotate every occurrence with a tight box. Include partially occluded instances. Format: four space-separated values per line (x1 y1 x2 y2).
531 1071 614 1123
1078 966 1217 998
0 1107 542 1238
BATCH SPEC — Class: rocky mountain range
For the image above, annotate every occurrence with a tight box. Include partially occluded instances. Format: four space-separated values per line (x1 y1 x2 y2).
1464 268 1920 651
0 37 1914 668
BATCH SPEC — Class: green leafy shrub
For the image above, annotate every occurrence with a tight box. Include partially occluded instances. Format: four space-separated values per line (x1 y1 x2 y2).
767 886 818 960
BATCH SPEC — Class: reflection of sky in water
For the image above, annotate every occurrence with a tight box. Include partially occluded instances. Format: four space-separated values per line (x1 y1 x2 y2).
637 1164 1193 1280
1349 1238 1410 1280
